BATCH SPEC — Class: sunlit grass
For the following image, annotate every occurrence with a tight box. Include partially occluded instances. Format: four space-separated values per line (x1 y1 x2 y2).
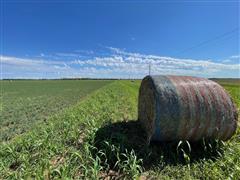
0 80 113 141
0 79 239 179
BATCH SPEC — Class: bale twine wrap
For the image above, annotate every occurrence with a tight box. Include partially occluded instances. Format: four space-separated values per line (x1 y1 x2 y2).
138 75 238 142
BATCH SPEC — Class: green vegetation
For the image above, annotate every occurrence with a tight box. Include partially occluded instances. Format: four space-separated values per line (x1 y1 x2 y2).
214 79 240 108
0 79 239 179
0 80 113 141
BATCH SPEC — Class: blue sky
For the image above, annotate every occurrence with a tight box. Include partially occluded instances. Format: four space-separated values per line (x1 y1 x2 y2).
1 1 239 79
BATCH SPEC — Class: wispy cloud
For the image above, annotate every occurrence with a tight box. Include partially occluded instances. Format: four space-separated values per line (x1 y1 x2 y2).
74 50 94 55
1 56 67 67
230 55 240 59
222 59 232 63
55 52 82 58
221 55 240 64
72 47 239 77
1 55 74 79
1 48 240 79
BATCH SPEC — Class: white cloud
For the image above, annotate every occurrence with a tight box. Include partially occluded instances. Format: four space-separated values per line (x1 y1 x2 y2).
230 55 240 59
72 48 239 76
221 55 240 64
74 50 94 55
222 59 232 63
1 48 240 79
1 55 67 67
55 52 82 58
1 55 75 79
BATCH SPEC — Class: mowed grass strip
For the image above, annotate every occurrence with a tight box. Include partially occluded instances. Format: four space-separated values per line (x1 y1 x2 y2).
0 80 239 179
0 80 113 141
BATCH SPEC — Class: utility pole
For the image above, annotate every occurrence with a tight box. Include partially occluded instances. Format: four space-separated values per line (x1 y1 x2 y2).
148 63 151 75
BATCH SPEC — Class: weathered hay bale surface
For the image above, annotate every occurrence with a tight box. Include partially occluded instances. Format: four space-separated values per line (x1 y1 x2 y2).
138 75 238 142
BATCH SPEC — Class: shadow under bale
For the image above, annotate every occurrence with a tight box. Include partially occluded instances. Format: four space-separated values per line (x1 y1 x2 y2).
92 120 225 170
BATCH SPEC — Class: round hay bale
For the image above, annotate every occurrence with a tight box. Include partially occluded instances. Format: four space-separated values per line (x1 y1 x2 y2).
138 75 238 142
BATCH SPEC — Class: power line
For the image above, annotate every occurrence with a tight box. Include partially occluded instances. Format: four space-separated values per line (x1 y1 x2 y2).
174 27 239 56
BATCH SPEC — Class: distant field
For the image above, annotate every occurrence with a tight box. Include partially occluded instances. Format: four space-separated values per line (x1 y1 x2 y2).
0 79 239 179
211 78 240 85
0 80 113 141
213 78 240 108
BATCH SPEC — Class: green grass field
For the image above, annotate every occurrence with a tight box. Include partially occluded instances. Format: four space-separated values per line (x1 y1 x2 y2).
212 79 240 108
0 79 239 179
0 80 113 141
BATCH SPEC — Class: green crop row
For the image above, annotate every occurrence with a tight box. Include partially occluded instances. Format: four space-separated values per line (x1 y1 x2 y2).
0 80 239 179
0 80 112 141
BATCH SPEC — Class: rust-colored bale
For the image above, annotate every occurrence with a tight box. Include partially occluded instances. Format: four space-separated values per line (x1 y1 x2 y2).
138 75 238 142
